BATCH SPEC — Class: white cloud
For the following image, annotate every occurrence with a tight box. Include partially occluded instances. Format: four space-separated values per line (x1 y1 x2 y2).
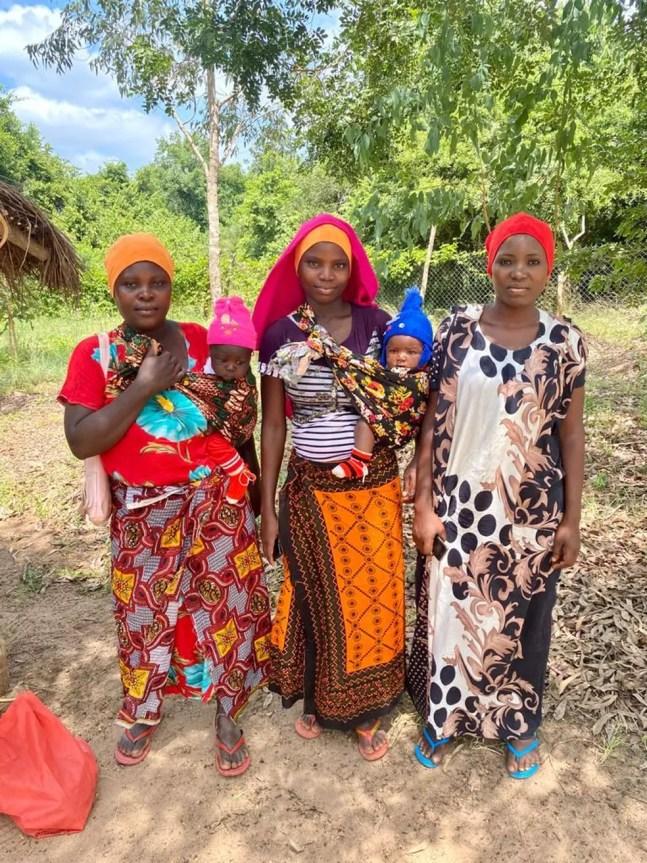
0 4 61 56
11 85 174 170
0 4 174 171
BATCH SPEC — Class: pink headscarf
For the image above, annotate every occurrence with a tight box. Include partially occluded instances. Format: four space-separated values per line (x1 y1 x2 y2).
252 213 379 341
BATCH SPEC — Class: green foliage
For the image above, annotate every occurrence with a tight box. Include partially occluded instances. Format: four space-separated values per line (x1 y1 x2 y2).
297 1 638 245
0 90 77 214
2 5 647 342
28 1 334 116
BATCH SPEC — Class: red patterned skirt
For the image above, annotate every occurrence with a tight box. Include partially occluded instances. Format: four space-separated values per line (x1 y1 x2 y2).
110 475 271 728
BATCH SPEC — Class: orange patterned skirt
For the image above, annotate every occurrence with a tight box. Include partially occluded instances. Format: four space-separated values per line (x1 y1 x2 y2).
269 448 405 728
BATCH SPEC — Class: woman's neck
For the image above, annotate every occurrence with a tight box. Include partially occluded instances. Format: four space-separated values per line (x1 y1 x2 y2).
307 298 350 323
488 300 539 327
128 319 175 343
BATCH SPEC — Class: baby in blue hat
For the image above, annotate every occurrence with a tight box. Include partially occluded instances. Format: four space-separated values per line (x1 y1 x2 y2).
333 288 434 479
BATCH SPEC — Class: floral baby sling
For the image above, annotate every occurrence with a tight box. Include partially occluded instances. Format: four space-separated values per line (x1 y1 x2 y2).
107 324 258 447
277 304 429 447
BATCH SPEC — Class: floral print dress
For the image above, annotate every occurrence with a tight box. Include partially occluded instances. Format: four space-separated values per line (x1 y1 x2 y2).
408 305 586 741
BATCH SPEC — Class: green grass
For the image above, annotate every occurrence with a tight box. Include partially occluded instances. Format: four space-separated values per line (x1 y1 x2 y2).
0 305 206 395
574 302 647 346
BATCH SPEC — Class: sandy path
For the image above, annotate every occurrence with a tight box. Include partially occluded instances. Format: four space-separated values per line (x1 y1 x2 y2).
0 545 645 863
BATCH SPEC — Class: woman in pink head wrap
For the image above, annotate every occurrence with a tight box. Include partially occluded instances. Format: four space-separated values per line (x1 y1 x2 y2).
255 214 406 761
409 213 587 780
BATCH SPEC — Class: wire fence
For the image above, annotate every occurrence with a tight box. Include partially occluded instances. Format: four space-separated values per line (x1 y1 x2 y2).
380 243 647 316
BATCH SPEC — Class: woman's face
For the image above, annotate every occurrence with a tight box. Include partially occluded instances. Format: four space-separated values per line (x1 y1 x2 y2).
491 234 548 308
113 261 172 332
297 241 351 306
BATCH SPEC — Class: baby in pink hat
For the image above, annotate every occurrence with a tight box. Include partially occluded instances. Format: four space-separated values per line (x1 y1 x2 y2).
205 296 258 504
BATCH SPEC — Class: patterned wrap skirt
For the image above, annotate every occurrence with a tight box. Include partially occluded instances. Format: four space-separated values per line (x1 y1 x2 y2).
110 475 271 728
269 447 405 729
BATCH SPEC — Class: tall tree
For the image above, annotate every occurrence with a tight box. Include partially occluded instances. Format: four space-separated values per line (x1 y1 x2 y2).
297 0 634 244
29 0 333 301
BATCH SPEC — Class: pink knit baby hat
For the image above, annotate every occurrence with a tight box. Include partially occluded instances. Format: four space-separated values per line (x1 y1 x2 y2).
207 296 257 349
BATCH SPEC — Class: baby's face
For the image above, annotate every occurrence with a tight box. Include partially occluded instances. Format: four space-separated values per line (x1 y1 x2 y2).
385 335 424 370
209 345 252 380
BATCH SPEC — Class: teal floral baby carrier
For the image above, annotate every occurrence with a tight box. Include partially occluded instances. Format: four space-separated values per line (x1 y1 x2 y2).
106 324 257 447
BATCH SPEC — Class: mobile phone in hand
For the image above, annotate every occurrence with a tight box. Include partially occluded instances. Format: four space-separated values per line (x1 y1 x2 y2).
432 535 446 560
273 537 282 561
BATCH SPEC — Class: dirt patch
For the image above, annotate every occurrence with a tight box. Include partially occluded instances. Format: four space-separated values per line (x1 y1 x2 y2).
0 547 646 863
0 336 646 861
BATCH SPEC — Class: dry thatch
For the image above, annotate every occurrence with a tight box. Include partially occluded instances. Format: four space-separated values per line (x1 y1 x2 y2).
0 180 81 294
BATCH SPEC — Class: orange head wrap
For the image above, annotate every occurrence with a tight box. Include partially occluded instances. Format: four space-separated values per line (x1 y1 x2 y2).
294 224 353 274
104 233 175 295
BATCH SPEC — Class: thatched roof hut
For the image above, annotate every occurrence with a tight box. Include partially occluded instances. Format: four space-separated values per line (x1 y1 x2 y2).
0 180 81 294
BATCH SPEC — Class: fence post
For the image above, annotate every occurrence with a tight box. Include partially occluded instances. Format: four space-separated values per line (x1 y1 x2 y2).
420 224 437 301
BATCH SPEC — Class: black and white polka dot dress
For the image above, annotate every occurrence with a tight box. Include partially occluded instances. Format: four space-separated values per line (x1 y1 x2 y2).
407 305 587 741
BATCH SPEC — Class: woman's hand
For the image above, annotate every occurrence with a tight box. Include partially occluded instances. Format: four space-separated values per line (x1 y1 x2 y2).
551 518 581 570
260 508 279 565
135 345 185 397
402 458 417 502
412 506 446 556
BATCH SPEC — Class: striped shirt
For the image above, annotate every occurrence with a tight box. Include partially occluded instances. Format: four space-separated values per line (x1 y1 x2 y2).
259 306 390 462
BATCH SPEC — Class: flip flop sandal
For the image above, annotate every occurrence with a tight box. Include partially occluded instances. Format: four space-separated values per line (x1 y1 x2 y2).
295 715 322 740
356 721 389 762
414 728 451 769
505 737 541 780
215 730 251 778
114 723 159 766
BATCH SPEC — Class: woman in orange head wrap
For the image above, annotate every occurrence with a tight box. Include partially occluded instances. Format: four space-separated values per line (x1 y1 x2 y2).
58 234 270 776
410 213 587 780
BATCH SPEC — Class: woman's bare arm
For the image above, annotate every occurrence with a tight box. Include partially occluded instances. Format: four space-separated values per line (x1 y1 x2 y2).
552 385 585 568
412 390 446 554
260 375 287 563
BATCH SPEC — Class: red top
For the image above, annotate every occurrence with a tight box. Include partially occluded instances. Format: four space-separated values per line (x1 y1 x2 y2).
59 323 219 487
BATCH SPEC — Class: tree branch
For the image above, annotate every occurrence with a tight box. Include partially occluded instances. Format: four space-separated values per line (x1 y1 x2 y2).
222 122 245 163
561 214 586 250
218 88 240 111
171 109 208 178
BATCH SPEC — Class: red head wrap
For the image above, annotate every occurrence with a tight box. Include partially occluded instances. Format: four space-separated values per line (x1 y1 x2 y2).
485 212 555 276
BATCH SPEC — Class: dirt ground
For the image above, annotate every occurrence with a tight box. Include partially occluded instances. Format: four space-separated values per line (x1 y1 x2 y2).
0 334 646 863
1 545 646 863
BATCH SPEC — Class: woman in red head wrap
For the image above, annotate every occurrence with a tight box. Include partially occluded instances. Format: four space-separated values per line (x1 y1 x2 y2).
410 213 587 779
256 214 406 760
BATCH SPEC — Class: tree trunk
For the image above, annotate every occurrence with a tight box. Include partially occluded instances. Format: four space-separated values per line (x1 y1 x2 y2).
420 223 437 301
206 66 222 303
556 270 570 316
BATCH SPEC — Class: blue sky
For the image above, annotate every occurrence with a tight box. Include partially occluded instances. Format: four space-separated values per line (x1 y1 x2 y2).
0 1 177 172
0 2 340 174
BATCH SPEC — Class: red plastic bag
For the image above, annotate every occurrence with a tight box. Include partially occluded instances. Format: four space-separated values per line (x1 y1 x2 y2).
0 691 98 837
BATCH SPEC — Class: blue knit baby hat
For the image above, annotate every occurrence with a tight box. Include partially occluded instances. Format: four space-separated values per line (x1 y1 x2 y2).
380 287 433 367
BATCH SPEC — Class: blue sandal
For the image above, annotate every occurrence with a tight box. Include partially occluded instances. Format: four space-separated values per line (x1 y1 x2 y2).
414 728 451 769
505 737 541 780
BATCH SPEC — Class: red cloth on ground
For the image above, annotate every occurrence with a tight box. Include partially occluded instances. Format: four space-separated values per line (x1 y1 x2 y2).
0 692 98 838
